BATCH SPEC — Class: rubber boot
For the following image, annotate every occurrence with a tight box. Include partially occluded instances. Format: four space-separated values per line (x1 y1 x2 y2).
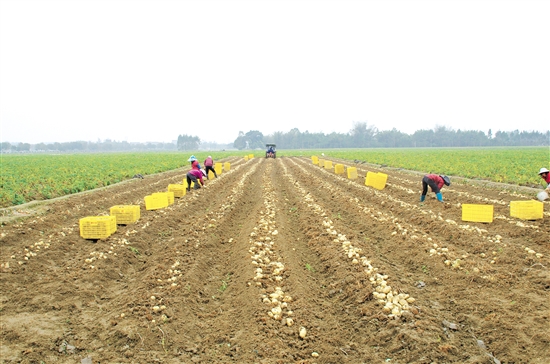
420 195 426 202
436 192 443 202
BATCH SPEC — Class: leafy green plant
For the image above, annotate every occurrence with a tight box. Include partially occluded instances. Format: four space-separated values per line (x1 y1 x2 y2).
158 230 172 238
218 274 231 292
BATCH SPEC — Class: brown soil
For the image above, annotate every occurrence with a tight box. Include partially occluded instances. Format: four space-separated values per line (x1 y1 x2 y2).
1 156 548 364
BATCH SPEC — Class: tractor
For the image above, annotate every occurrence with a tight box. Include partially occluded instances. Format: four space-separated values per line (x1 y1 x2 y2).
265 143 276 158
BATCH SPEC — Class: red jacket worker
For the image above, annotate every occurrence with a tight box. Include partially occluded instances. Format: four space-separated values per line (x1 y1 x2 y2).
420 174 450 202
204 156 217 179
186 168 204 191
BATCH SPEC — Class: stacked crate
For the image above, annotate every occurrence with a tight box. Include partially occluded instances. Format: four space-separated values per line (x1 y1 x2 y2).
110 205 140 224
168 184 186 198
152 192 174 206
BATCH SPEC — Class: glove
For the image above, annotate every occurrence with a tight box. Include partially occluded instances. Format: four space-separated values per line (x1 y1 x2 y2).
436 192 443 202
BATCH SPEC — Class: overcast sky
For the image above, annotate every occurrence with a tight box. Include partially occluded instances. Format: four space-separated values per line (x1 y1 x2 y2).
1 0 549 145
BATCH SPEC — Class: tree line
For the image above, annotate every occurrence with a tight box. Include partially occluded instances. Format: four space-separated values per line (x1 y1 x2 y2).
2 125 547 153
0 136 231 153
0 140 178 153
235 123 549 150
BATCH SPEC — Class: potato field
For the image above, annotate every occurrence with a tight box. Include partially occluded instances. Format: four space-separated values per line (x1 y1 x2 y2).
0 156 549 363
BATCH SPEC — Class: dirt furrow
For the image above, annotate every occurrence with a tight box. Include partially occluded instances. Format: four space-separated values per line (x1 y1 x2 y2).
0 156 548 363
287 156 549 363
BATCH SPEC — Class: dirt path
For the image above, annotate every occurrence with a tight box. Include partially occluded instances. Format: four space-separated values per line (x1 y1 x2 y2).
1 156 548 363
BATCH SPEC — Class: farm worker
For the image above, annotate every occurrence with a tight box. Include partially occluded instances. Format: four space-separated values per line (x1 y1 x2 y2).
188 155 201 169
538 168 550 190
186 167 204 191
420 174 450 202
204 156 217 179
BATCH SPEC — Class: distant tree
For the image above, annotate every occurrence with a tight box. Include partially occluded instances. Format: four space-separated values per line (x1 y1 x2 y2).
326 131 347 148
245 130 264 149
177 134 200 151
433 125 449 147
233 131 247 150
16 143 31 152
0 142 12 152
412 129 436 147
350 121 377 147
233 130 264 150
376 128 411 147
65 141 87 151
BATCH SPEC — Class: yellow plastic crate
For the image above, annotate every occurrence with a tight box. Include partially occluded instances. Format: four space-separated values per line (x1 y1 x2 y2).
334 164 345 174
80 216 117 239
376 173 389 190
324 160 333 170
462 204 493 223
248 154 254 159
110 205 140 224
318 159 325 167
510 200 543 220
168 191 175 204
208 170 215 179
365 172 388 190
347 167 358 180
153 192 174 205
244 156 249 161
224 162 230 171
365 172 376 188
144 194 169 210
214 163 223 175
311 156 319 165
168 184 187 198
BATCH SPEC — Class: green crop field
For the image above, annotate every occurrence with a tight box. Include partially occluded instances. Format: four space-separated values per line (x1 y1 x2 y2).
1 147 548 208
281 147 549 187
0 152 238 208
